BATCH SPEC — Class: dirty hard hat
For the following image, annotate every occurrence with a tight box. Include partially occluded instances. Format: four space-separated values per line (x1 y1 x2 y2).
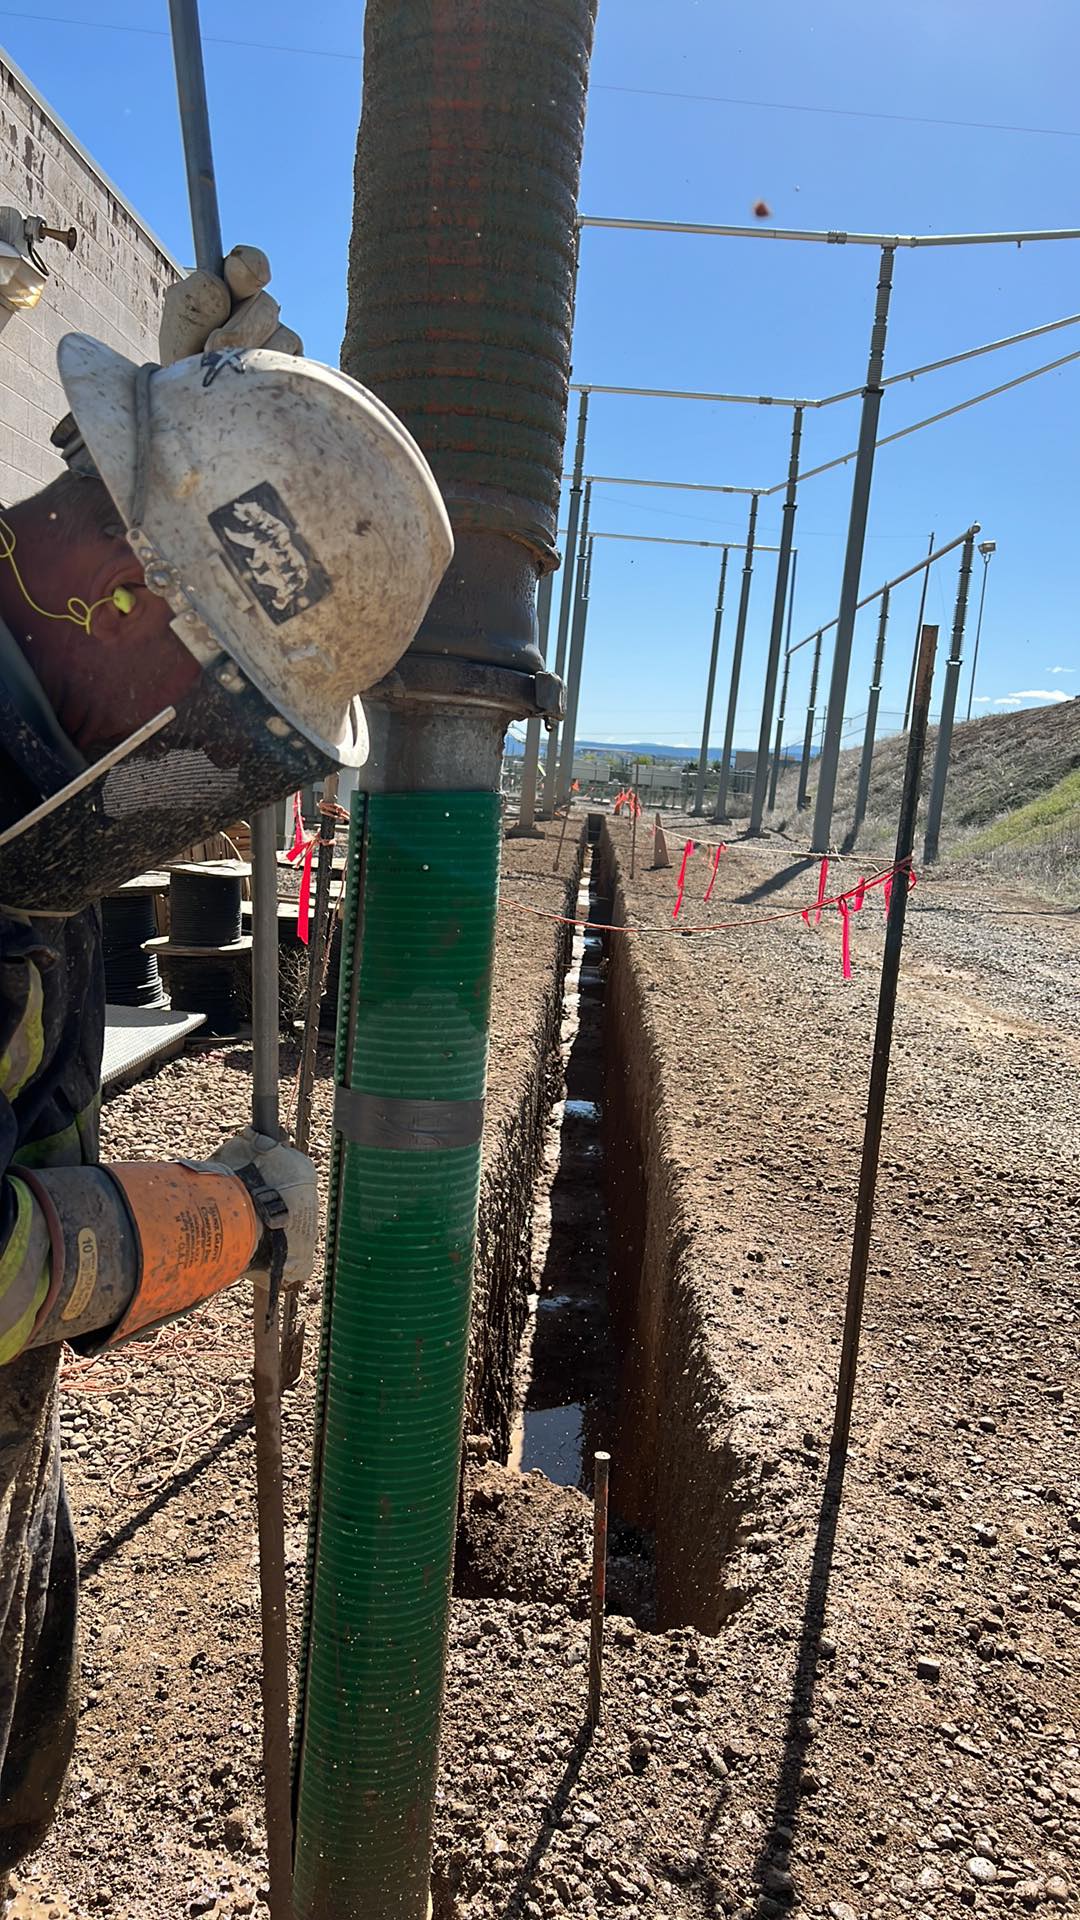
0 339 453 914
56 336 453 766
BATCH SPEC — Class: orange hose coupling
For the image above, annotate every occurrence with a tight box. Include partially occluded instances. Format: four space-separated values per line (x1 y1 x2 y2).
105 1161 260 1344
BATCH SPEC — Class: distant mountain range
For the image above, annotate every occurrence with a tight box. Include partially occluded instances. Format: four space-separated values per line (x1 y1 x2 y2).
504 736 808 762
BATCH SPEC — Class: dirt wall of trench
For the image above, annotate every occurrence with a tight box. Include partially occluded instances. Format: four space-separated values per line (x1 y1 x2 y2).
463 828 586 1458
596 823 783 1634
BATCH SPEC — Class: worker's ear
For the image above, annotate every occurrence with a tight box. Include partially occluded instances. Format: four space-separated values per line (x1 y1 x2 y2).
92 580 169 646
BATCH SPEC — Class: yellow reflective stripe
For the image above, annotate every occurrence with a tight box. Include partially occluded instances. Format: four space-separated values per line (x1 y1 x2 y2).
12 1119 80 1169
0 961 45 1103
12 1094 101 1170
0 1179 50 1364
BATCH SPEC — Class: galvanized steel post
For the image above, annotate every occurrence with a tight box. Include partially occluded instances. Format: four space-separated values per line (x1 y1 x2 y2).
767 547 798 811
714 494 759 822
812 247 896 852
850 586 890 846
923 529 977 864
965 541 995 722
796 629 823 813
511 570 554 837
902 532 935 731
749 407 803 834
556 481 593 807
542 389 590 816
692 548 729 815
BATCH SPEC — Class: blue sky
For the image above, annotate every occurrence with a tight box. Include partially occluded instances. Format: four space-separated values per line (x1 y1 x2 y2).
2 0 1077 747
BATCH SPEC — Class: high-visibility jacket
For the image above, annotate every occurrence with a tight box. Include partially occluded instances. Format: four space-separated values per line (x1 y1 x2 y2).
0 616 99 1864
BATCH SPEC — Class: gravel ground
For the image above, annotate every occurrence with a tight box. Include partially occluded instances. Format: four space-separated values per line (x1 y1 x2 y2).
12 815 1079 1920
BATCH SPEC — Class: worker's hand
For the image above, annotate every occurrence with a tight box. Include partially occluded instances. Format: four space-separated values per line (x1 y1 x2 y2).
159 245 303 365
207 1127 318 1292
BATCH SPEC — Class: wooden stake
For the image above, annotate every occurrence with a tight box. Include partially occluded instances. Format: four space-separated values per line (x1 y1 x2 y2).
588 1450 610 1728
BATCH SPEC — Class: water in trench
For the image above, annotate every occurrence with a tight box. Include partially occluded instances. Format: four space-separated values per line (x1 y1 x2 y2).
509 837 614 1496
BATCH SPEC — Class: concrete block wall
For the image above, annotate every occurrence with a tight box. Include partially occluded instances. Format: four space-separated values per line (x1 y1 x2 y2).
0 51 180 503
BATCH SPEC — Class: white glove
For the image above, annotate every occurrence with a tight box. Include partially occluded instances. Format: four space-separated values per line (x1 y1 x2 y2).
159 245 303 365
207 1127 318 1292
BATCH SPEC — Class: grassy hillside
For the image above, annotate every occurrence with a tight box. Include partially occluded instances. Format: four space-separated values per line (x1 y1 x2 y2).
771 698 1080 895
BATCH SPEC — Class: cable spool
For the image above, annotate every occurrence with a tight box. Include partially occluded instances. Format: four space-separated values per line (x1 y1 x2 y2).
168 862 246 947
101 877 168 1008
161 952 250 1036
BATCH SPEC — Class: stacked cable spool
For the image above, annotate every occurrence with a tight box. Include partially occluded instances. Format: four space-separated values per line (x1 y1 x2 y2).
147 860 252 1035
101 872 170 1008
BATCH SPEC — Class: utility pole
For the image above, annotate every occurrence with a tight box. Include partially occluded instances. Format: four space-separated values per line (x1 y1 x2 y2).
749 407 803 834
692 548 729 815
509 570 554 838
714 493 759 822
555 482 593 807
796 630 823 813
850 586 890 846
965 539 997 721
923 529 977 864
812 247 896 852
542 389 589 816
767 547 799 811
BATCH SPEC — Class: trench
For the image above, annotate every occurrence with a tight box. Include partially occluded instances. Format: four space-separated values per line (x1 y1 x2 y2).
460 817 759 1635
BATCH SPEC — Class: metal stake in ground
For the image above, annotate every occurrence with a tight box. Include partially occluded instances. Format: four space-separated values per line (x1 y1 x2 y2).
692 550 729 816
812 246 897 854
715 494 760 823
556 502 594 809
588 1451 610 1728
749 407 803 835
830 622 939 1460
923 529 977 865
796 630 823 813
281 772 342 1388
166 7 293 1914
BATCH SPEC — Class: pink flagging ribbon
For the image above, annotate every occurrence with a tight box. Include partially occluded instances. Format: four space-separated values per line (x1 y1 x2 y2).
851 877 867 912
296 835 316 945
703 842 726 904
672 839 694 919
286 791 306 863
813 856 829 924
837 893 852 979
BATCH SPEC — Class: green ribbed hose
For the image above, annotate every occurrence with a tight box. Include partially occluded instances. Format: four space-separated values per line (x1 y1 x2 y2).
293 790 500 1920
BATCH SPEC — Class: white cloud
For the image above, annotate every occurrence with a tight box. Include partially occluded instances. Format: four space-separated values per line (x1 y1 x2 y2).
1009 688 1071 703
1050 665 1075 674
973 695 993 705
993 697 1022 706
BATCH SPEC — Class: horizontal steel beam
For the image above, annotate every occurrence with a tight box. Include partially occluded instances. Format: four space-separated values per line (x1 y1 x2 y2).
579 215 1080 247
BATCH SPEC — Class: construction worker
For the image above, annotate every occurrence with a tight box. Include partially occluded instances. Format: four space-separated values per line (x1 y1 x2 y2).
0 250 452 1880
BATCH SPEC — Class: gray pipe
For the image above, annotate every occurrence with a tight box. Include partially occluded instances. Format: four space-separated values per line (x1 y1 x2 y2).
923 531 976 864
691 549 729 815
811 247 896 853
749 408 803 834
902 532 936 731
714 494 759 822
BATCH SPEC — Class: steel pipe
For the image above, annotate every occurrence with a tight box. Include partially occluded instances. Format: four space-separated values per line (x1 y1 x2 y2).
749 407 803 834
923 531 977 864
692 549 729 815
714 495 758 822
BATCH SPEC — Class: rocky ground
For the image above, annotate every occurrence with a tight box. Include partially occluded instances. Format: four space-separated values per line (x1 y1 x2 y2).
14 814 1079 1919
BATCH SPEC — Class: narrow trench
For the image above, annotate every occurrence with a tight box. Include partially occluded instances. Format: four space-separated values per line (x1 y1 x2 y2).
505 822 659 1626
510 826 613 1493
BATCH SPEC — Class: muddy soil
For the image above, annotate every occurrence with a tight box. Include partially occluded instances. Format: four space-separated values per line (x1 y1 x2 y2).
14 815 1080 1920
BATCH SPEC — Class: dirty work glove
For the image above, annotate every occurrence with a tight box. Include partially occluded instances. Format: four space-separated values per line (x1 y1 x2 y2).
159 244 303 364
207 1127 318 1293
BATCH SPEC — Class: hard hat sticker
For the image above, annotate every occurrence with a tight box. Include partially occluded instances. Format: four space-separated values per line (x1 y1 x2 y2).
209 481 331 625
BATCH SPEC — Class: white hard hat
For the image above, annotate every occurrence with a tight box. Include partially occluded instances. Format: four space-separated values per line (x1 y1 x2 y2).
56 336 453 766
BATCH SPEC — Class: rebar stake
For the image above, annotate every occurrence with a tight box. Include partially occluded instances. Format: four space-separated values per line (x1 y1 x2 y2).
588 1451 610 1729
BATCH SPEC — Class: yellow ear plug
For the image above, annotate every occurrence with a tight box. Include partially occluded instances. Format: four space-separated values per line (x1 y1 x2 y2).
0 516 143 632
112 586 136 615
